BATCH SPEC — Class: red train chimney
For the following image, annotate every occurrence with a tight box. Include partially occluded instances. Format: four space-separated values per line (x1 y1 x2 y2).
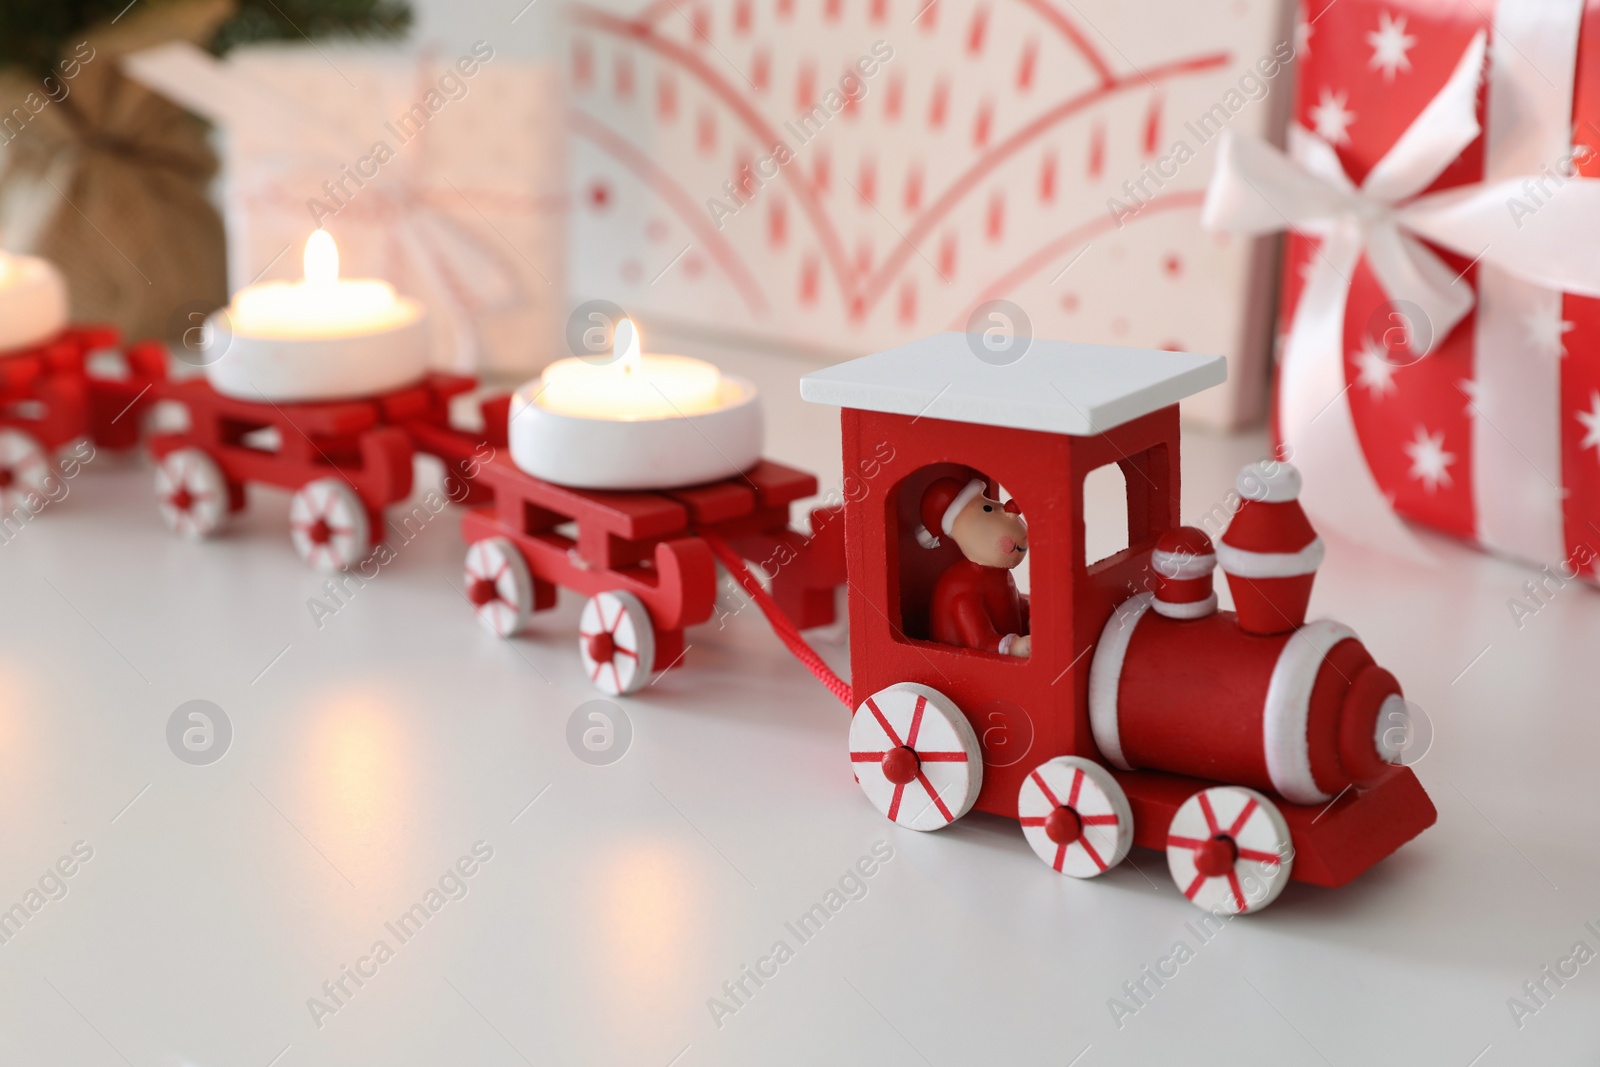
1150 526 1217 619
1218 461 1324 635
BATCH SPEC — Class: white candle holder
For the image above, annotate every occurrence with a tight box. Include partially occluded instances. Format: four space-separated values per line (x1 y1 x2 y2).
0 254 69 352
508 375 763 490
204 309 429 403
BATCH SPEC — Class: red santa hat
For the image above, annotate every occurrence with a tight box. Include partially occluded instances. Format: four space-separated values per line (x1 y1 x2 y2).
917 476 987 549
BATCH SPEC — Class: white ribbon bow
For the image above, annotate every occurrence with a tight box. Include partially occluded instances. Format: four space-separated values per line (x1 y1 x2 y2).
1204 30 1600 559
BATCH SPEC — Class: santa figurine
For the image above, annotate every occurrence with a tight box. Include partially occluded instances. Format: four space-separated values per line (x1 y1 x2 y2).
919 474 1031 656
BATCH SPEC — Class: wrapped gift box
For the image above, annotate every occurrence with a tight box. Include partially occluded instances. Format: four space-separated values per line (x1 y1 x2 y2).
568 0 1296 428
124 41 566 377
1205 0 1600 576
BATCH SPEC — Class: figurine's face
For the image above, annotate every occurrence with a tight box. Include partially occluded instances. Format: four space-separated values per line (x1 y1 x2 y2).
948 494 1027 569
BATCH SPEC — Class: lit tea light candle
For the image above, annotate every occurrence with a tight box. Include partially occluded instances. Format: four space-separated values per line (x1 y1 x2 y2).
539 320 722 420
0 250 69 353
510 318 762 489
206 231 428 402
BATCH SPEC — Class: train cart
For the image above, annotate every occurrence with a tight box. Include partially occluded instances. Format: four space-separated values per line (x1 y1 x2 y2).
0 326 166 513
460 452 846 694
148 373 494 569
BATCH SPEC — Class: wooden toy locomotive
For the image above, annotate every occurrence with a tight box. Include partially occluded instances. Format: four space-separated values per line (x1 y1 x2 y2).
798 334 1436 914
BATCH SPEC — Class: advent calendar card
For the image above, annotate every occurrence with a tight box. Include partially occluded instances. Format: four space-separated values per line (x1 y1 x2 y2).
568 0 1295 427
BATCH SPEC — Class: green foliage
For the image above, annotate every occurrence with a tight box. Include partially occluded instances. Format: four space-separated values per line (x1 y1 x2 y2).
212 0 413 56
0 0 413 75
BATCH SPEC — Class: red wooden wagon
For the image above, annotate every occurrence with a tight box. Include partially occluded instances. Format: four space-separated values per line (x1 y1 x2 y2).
0 326 165 514
458 449 846 695
147 374 493 569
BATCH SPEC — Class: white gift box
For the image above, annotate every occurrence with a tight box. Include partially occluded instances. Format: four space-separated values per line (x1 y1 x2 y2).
567 0 1293 427
125 40 566 377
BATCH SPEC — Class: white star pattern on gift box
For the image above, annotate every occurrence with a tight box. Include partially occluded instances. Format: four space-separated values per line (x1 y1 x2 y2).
1578 391 1600 456
1405 426 1455 491
1526 312 1575 358
1367 12 1417 80
1295 15 1313 57
1354 335 1399 398
1457 377 1482 415
1310 88 1357 145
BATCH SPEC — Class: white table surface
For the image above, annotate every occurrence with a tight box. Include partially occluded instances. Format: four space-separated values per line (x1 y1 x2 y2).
1 340 1596 1067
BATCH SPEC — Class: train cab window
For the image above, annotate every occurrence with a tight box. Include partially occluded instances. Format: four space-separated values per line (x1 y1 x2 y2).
1082 445 1172 571
1083 462 1129 567
894 466 1031 658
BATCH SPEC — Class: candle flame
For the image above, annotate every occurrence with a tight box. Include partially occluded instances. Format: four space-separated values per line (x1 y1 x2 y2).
612 317 643 374
304 230 340 286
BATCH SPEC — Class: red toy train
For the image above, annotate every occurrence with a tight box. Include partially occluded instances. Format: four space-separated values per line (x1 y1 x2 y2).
8 313 1429 914
794 333 1435 914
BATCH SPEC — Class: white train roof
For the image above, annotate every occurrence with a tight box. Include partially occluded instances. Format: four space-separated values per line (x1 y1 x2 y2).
800 333 1226 436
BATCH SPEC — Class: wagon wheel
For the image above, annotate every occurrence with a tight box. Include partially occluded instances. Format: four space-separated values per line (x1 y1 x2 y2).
1017 756 1133 877
1166 786 1295 915
850 683 982 832
578 591 656 695
0 429 49 517
289 478 372 571
154 447 229 538
464 537 535 637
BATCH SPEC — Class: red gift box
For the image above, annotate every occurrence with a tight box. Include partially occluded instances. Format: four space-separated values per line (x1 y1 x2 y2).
1204 0 1600 576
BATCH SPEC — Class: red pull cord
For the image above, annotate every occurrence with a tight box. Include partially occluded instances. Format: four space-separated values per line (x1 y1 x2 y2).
699 530 854 710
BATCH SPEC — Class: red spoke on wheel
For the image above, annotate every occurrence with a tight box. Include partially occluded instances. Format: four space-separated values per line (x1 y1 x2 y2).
1167 835 1208 850
916 751 967 761
863 697 904 748
1237 848 1282 866
1079 835 1108 872
851 751 890 762
1053 844 1066 872
1081 814 1119 825
915 771 955 823
1198 792 1221 836
1029 769 1061 809
887 782 906 822
905 694 927 749
614 647 638 660
1227 870 1247 912
1184 871 1209 900
1227 797 1259 839
1068 767 1085 809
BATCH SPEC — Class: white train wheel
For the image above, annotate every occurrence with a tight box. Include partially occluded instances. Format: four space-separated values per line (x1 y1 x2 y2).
578 591 655 695
850 683 982 832
154 448 229 538
1017 756 1133 878
1166 786 1294 915
0 429 49 517
464 537 534 637
289 477 371 571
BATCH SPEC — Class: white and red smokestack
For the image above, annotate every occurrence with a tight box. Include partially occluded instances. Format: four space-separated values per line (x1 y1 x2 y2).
1151 526 1217 619
1218 461 1324 635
